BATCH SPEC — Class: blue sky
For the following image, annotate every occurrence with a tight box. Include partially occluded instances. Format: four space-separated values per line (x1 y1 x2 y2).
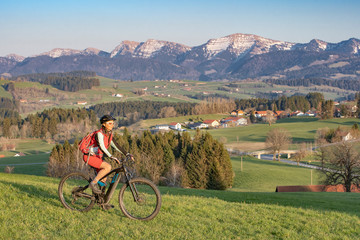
1 0 360 56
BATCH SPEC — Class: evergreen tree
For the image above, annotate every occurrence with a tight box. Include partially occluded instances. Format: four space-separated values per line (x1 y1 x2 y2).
2 118 11 138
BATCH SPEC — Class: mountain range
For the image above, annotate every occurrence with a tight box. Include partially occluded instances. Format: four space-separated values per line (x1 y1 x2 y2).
1 33 360 81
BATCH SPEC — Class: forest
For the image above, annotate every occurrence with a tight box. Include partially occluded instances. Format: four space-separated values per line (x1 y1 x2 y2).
8 71 99 92
265 78 360 91
47 129 233 190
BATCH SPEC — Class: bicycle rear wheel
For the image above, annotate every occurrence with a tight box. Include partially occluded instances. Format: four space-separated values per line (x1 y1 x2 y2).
119 177 161 220
58 172 95 212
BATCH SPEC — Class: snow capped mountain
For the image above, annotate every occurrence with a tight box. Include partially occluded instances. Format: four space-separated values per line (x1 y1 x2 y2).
1 33 359 80
35 48 110 58
195 33 295 60
5 54 25 62
35 48 82 58
110 39 190 62
110 41 140 58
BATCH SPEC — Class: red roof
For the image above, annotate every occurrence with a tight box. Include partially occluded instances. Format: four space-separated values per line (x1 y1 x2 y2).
168 122 179 126
203 120 218 124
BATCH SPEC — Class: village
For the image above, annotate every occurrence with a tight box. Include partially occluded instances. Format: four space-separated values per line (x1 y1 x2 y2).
151 100 358 135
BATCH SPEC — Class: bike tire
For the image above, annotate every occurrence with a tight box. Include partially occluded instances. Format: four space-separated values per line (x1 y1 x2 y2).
58 172 95 212
119 177 161 221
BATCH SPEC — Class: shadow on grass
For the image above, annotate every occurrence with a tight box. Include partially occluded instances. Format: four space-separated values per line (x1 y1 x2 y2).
160 186 360 217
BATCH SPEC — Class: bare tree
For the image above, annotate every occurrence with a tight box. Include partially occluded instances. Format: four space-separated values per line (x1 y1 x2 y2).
265 128 292 161
265 110 276 126
320 141 360 192
293 142 308 166
158 106 177 118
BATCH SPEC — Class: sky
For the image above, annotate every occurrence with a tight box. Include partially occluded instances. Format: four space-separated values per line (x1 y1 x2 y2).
1 0 360 57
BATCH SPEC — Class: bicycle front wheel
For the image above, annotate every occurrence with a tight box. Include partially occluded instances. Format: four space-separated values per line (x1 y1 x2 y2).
119 177 161 220
58 172 95 212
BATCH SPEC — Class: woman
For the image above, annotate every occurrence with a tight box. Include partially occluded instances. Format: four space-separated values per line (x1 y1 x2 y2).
85 115 126 194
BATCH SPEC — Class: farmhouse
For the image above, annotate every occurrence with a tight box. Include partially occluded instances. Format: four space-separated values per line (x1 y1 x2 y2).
189 122 209 129
155 125 170 130
230 110 244 116
222 117 247 126
254 111 268 118
169 122 182 130
203 120 220 128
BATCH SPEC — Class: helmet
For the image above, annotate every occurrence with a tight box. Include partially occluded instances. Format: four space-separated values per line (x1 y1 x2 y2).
100 115 116 124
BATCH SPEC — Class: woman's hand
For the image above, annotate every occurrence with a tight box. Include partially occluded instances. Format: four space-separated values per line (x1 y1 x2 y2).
110 156 120 164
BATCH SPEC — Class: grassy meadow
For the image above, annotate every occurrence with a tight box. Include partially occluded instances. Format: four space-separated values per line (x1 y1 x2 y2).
1 151 360 239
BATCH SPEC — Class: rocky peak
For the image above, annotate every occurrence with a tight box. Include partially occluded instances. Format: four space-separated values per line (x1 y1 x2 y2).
198 33 295 60
110 41 140 58
5 54 25 62
133 39 190 58
35 48 82 58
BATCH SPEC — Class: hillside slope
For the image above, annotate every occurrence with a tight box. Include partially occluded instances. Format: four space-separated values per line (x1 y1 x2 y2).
1 162 360 239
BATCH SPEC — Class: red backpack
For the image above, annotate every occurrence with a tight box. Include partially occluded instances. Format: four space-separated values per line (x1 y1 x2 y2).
78 130 98 154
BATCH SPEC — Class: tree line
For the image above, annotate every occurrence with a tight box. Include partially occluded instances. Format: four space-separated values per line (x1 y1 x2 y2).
8 71 99 92
265 78 360 92
48 129 233 190
89 101 197 125
1 108 98 140
0 97 19 119
235 92 329 112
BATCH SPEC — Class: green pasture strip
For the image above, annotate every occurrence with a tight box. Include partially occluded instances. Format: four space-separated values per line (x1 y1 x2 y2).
231 156 323 192
206 117 360 144
0 85 12 98
0 139 53 157
0 154 49 176
0 173 359 239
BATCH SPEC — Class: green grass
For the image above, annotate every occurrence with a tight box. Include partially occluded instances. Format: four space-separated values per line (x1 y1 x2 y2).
0 139 53 157
0 171 359 239
0 149 360 238
206 117 360 144
231 156 323 192
0 154 49 176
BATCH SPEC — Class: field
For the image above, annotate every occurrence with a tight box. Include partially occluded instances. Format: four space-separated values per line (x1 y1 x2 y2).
0 154 359 239
128 116 360 151
2 76 357 115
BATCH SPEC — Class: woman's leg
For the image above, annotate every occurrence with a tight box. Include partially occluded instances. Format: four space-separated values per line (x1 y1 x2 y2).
93 161 112 183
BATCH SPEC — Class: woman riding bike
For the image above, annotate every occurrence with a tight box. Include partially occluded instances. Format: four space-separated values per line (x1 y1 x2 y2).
85 115 131 199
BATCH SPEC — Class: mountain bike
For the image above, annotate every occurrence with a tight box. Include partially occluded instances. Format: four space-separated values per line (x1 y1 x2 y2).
58 155 161 221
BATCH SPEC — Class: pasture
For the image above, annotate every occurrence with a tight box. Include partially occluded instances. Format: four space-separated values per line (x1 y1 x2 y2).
0 156 359 239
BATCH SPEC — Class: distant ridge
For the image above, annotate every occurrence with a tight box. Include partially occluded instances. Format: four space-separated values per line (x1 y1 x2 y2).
1 33 359 80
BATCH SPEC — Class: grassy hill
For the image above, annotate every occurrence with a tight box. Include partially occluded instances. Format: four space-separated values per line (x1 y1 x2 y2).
1 169 359 239
1 153 360 238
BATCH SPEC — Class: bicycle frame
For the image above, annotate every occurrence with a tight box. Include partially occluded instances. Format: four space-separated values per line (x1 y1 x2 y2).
95 162 137 205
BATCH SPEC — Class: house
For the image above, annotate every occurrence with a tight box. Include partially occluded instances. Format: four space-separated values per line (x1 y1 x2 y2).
254 111 268 118
169 122 182 130
274 111 284 117
230 110 244 116
203 120 220 128
291 110 304 116
14 152 25 157
155 125 170 130
222 117 247 126
112 93 123 98
19 99 27 103
305 110 316 117
189 122 209 129
77 101 87 105
335 131 354 141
